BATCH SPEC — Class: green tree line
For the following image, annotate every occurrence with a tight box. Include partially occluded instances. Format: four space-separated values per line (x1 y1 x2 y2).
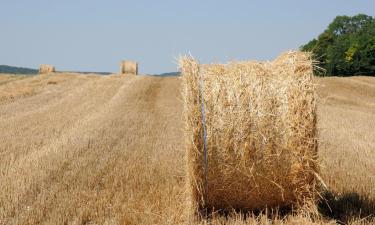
301 14 375 76
0 65 38 74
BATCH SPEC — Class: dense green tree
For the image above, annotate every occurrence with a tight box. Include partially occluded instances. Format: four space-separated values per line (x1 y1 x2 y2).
301 14 375 76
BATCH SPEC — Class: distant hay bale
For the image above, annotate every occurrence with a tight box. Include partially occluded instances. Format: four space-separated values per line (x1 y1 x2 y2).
39 64 55 74
120 61 138 75
180 51 319 215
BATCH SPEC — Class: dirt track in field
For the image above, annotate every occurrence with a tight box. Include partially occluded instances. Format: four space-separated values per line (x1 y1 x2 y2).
0 74 186 225
0 74 374 225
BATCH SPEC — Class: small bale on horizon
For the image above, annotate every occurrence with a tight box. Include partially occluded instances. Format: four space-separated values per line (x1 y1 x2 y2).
39 64 56 74
120 61 138 75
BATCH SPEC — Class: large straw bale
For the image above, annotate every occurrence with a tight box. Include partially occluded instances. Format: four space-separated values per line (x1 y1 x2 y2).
180 51 319 214
39 64 55 74
120 61 138 75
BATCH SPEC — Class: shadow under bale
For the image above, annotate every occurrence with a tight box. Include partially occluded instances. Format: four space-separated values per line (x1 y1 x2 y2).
197 205 294 221
319 191 375 224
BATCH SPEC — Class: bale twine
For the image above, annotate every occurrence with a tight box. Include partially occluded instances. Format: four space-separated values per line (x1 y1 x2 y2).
120 61 138 75
180 51 319 214
39 64 55 74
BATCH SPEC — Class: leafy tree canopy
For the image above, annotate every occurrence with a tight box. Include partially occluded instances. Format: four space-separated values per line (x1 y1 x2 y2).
301 14 375 76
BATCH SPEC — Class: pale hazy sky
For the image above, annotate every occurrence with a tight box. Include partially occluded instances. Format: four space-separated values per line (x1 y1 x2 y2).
1 0 375 74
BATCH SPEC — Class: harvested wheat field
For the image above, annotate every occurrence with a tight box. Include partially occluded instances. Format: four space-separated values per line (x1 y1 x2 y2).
0 73 374 225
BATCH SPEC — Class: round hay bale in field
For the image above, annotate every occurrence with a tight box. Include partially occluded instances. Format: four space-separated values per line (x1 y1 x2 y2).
39 64 56 74
120 60 138 75
180 51 319 214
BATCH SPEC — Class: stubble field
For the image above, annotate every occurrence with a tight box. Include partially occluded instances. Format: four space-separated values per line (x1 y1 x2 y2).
0 73 374 225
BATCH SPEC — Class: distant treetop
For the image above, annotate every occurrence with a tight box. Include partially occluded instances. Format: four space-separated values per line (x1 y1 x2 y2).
0 65 38 75
301 14 375 76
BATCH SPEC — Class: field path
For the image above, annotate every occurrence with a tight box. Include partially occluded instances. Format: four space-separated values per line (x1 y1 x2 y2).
0 75 186 225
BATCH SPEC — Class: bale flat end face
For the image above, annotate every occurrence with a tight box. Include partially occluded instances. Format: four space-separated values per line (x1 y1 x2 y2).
180 51 319 216
120 61 138 75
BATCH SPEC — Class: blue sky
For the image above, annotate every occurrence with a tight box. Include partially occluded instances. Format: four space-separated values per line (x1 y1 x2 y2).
1 0 374 74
